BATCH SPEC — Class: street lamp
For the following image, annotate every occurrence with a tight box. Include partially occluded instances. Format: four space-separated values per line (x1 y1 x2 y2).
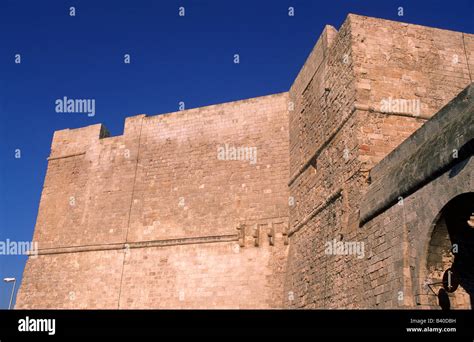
3 277 16 309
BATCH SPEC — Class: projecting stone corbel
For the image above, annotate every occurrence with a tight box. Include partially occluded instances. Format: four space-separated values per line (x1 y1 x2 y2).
253 225 260 247
282 223 289 245
237 223 245 247
267 223 275 246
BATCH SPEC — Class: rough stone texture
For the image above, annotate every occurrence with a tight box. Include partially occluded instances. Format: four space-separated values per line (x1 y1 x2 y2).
17 94 290 309
361 85 474 224
16 14 474 309
282 14 473 309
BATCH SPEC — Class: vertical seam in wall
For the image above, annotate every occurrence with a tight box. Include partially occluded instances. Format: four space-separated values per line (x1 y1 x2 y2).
323 221 328 309
462 33 473 83
400 204 415 307
117 117 145 309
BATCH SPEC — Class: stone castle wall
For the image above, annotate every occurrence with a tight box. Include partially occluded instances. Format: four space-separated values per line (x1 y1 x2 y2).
17 93 290 308
16 14 474 309
284 14 473 308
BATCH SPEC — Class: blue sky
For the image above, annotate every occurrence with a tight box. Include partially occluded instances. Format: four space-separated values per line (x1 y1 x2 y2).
0 0 473 309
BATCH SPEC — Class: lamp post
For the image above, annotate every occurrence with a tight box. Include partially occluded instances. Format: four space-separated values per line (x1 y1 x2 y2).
3 277 16 309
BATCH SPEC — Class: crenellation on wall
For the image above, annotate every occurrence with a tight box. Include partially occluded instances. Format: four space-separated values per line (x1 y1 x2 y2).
49 124 109 159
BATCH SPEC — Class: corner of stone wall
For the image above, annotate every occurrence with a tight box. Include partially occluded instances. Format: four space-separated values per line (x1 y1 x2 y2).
289 24 338 97
124 114 146 137
49 123 109 159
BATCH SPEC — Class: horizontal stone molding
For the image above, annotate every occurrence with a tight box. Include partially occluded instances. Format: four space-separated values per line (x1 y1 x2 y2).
47 151 86 161
28 234 239 256
289 187 342 237
288 104 430 187
288 106 357 187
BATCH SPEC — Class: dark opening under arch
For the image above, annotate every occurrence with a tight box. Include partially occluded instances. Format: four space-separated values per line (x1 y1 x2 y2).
425 192 474 309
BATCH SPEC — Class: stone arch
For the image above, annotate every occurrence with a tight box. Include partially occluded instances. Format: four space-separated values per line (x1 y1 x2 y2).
420 192 474 309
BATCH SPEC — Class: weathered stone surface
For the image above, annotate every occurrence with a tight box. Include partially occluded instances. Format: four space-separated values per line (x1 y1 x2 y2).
17 93 290 309
283 13 473 310
16 14 474 309
360 84 474 224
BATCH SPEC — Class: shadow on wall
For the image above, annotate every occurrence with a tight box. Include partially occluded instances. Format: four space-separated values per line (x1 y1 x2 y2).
437 288 450 310
449 140 474 178
447 193 474 309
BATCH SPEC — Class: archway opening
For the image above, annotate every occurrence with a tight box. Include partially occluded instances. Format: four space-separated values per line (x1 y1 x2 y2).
425 192 474 309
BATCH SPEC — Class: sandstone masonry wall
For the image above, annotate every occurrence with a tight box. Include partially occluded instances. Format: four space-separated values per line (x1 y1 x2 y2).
16 14 474 309
284 14 474 308
17 93 290 309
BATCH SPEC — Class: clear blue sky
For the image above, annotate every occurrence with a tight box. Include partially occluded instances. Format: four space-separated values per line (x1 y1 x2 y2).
0 0 473 309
